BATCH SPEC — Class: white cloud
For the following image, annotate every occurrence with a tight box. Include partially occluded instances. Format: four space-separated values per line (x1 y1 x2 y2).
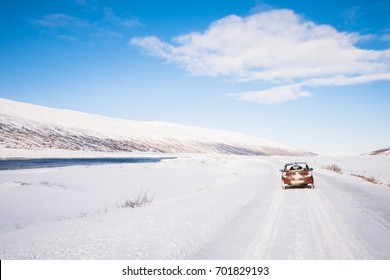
103 7 141 29
32 14 89 28
341 6 363 26
56 34 78 41
381 33 390 42
306 72 390 86
32 8 141 41
130 9 390 104
90 27 123 38
234 85 312 104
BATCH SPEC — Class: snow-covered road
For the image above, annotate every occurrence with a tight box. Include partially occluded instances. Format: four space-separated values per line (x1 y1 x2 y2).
0 155 389 259
199 162 390 259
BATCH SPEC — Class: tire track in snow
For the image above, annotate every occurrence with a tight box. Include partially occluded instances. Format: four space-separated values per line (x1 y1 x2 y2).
194 160 281 259
307 188 373 259
245 189 286 259
245 183 372 259
200 159 384 259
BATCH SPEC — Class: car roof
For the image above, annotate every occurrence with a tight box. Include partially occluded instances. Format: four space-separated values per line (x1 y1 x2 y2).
285 162 308 165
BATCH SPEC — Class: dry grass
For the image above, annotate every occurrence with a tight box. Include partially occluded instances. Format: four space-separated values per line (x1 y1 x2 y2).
116 190 155 209
351 174 380 185
325 164 343 174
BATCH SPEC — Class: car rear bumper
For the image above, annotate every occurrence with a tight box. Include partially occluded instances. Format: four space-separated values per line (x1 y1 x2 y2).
282 181 314 188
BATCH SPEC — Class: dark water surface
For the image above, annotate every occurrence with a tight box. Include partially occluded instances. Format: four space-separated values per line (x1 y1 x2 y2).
0 157 176 171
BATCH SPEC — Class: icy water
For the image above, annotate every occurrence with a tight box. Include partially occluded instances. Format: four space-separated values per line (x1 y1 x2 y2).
0 157 175 170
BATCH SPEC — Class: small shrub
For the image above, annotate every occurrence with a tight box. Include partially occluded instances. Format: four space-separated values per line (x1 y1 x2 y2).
351 174 380 185
116 190 155 209
366 176 379 184
14 223 25 230
79 208 88 218
325 164 343 174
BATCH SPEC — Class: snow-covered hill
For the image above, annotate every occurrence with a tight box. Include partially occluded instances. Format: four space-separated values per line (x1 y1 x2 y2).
0 98 312 156
369 147 390 156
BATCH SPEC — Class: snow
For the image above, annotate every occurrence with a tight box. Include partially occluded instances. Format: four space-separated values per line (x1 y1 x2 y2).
369 147 390 156
0 154 390 259
0 98 309 155
275 155 390 185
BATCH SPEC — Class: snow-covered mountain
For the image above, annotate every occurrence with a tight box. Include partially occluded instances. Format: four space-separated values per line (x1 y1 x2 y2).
0 98 313 156
369 147 390 156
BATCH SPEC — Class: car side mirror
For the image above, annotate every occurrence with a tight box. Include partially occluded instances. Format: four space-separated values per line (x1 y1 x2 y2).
279 169 284 172
310 168 313 171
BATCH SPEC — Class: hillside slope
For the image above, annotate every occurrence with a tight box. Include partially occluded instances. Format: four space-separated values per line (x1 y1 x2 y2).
0 98 312 156
369 147 390 156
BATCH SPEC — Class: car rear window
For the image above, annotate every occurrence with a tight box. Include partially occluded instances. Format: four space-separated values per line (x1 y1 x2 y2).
286 163 307 171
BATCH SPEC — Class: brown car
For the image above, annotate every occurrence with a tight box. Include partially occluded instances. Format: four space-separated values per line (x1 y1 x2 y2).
280 162 315 190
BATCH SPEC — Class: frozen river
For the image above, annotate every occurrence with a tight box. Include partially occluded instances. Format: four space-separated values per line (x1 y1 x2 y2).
0 157 175 170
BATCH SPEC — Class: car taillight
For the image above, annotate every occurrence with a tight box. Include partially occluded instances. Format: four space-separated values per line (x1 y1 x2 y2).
307 177 313 183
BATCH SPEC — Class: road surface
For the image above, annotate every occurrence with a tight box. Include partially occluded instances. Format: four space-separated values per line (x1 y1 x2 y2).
196 160 390 259
1 156 389 259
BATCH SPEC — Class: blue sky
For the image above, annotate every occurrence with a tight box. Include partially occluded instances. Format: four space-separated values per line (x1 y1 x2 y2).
1 0 389 155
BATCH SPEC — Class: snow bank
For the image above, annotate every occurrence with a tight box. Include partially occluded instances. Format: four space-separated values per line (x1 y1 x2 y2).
1 154 389 260
271 155 390 185
0 155 264 259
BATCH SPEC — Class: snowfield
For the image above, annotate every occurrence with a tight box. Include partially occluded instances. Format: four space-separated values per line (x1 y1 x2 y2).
0 153 390 259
